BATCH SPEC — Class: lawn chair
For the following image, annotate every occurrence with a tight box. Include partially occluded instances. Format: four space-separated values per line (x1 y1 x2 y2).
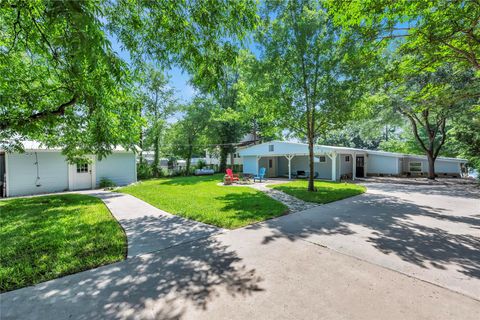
254 167 266 182
226 168 240 182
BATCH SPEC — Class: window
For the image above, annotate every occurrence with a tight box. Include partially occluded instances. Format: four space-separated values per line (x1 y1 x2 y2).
76 162 89 173
345 155 350 162
268 144 274 152
319 156 326 163
409 162 422 172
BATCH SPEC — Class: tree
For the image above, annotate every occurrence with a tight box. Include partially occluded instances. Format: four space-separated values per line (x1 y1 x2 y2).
256 0 365 191
168 97 213 175
384 64 476 179
327 0 480 73
195 64 247 173
140 67 176 177
1 0 257 159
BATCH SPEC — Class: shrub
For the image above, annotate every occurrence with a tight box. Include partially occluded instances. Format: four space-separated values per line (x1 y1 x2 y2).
99 177 117 189
195 159 206 169
137 162 153 180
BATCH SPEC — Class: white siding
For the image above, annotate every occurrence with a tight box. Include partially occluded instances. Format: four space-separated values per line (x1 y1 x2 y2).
340 155 353 175
95 153 136 187
7 152 69 197
368 154 399 175
435 160 461 174
242 156 258 174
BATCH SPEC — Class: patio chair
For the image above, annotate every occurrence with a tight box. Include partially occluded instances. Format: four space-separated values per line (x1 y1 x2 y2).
226 168 240 182
254 167 266 182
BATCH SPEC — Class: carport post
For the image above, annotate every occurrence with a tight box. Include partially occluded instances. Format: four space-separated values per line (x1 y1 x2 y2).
352 152 356 180
285 154 294 180
330 152 337 181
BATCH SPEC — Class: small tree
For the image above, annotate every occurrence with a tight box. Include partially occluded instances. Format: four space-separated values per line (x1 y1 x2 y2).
168 97 213 175
140 67 176 177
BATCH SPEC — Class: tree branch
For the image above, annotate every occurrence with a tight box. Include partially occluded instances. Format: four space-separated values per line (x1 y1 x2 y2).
0 95 77 130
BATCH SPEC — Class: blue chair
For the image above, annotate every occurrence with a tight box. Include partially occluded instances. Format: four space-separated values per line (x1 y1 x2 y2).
254 167 266 182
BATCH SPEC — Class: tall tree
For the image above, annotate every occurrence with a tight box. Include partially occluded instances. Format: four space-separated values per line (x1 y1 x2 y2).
1 0 257 159
257 0 365 191
384 63 477 179
327 0 480 72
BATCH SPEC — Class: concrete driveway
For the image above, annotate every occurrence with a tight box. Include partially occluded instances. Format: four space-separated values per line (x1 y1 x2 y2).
1 181 479 319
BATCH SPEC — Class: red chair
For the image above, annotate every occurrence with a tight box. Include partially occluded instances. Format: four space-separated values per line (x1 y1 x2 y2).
226 168 240 182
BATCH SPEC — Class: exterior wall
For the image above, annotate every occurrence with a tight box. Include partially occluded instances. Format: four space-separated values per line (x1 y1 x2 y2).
367 154 400 175
95 152 136 187
339 155 353 176
402 157 461 176
7 152 69 197
242 156 258 174
435 160 461 175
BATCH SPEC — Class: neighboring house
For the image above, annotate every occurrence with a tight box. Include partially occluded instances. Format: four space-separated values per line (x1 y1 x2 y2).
205 133 260 167
239 141 467 181
0 141 137 197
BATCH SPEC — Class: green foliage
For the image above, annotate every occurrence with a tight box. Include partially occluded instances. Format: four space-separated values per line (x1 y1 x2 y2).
327 0 480 73
195 159 207 170
119 174 287 229
136 161 154 180
1 0 258 160
138 66 176 176
269 180 366 204
0 194 126 292
99 177 117 189
167 97 214 174
254 0 368 190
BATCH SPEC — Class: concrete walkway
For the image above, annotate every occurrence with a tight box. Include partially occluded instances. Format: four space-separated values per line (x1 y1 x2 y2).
85 191 221 257
1 182 479 319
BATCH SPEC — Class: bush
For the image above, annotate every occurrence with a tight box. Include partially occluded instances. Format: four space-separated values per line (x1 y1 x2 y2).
99 177 117 188
137 162 153 180
195 159 206 169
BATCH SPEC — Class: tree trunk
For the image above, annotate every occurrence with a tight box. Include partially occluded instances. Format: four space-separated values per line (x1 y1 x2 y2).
219 147 229 173
307 134 315 192
427 152 436 180
186 145 193 176
153 134 160 177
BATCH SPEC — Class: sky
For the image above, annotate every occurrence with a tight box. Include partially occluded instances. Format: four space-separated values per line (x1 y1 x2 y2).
109 36 196 105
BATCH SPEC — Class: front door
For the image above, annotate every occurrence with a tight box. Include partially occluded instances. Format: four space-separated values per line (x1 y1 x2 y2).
267 157 276 178
73 161 92 190
356 156 364 178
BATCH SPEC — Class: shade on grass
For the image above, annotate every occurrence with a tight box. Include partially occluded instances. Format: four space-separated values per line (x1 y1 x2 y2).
0 194 126 292
269 180 366 204
119 174 287 229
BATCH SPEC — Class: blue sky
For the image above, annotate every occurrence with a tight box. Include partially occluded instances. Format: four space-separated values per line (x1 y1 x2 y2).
109 36 196 104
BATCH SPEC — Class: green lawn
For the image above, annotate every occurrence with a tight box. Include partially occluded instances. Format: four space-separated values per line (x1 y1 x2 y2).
119 174 287 229
0 194 126 293
269 180 366 204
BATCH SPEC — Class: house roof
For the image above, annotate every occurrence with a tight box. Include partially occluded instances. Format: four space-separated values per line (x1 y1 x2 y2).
238 141 468 163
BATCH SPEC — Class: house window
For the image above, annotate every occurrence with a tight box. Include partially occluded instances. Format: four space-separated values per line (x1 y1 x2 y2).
409 162 422 172
268 145 274 152
269 159 273 168
76 162 89 173
345 156 350 162
319 156 326 163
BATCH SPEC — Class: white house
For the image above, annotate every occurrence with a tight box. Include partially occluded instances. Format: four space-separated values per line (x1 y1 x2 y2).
238 141 467 181
0 141 137 197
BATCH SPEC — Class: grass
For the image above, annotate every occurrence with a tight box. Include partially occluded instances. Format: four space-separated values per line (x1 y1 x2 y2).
0 194 126 293
269 180 366 204
118 174 287 229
